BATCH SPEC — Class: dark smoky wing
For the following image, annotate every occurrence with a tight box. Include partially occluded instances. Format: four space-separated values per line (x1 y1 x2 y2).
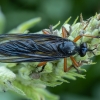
0 55 61 63
0 33 65 62
0 33 63 42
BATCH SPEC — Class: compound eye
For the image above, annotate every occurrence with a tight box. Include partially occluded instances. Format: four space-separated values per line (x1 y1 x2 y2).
81 48 87 56
81 43 87 48
80 43 87 57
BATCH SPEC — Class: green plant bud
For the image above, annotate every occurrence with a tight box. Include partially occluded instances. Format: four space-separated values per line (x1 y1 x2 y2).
1 13 100 100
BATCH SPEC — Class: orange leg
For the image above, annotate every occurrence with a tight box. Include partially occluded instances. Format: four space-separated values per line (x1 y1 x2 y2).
68 64 80 73
62 26 70 38
62 26 81 72
70 56 79 67
64 58 67 72
67 56 80 72
37 62 47 67
73 34 100 42
73 35 82 42
36 62 47 72
73 22 88 42
42 30 50 34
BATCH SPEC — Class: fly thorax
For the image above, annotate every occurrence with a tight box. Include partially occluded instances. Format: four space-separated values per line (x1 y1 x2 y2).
58 40 78 56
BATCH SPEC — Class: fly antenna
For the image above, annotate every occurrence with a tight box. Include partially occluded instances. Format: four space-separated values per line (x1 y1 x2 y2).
88 48 97 55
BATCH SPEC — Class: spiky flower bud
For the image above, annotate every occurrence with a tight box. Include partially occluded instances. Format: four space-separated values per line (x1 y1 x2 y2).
0 12 100 100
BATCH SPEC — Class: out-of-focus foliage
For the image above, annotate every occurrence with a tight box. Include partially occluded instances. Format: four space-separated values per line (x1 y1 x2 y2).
0 0 100 100
0 8 5 34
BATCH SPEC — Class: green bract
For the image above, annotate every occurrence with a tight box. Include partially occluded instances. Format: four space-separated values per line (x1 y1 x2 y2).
0 13 100 100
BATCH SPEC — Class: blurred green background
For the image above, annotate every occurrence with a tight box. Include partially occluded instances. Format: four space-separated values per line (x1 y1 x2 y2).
0 0 100 100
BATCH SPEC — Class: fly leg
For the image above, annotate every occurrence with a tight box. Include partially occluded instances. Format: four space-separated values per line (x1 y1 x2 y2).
37 62 46 72
36 62 47 72
68 56 80 72
73 34 100 42
63 58 67 72
68 64 80 73
68 58 89 73
64 56 80 72
70 56 79 67
73 21 100 42
62 26 70 38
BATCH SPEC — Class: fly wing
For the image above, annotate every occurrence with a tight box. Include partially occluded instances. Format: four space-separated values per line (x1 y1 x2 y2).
0 33 64 45
0 54 61 63
0 33 62 42
0 33 65 63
